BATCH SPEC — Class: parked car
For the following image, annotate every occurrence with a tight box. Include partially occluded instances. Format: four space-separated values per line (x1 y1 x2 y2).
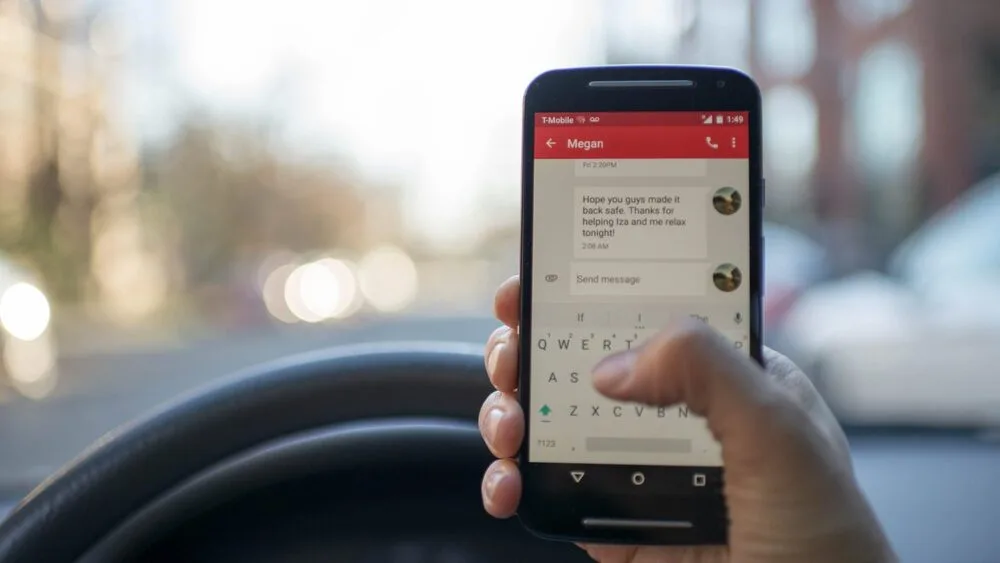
0 256 57 399
762 221 831 350
782 172 1000 426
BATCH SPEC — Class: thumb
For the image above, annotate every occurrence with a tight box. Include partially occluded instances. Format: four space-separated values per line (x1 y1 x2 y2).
591 320 776 442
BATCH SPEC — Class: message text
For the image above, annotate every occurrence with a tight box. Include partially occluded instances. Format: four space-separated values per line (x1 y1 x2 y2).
574 186 708 260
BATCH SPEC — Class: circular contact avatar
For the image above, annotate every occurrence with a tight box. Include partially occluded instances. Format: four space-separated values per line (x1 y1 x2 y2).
712 186 742 216
712 263 742 292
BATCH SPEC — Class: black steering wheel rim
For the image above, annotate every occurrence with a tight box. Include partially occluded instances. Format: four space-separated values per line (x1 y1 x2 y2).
0 342 494 563
83 419 494 562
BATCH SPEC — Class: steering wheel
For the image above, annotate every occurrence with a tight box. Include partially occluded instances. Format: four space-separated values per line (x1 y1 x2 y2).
0 343 589 563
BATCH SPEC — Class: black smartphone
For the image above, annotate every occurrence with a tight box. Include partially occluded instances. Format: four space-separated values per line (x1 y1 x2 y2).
517 66 764 545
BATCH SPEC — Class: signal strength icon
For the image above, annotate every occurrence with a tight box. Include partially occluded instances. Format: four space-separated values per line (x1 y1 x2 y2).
575 115 586 124
702 114 713 125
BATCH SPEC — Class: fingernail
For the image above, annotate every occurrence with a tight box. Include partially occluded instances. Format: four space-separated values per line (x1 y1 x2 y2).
482 468 505 500
592 351 635 388
484 406 504 443
487 342 504 376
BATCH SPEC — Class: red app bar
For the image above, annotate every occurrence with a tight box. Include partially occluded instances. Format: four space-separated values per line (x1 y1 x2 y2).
535 111 748 127
534 126 748 159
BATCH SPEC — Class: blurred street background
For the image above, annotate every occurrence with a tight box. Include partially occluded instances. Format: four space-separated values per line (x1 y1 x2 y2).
1 0 999 494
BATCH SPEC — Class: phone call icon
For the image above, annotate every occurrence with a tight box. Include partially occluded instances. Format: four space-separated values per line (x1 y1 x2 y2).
705 137 719 150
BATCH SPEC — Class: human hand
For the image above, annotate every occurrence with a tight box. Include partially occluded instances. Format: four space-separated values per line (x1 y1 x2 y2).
480 275 897 563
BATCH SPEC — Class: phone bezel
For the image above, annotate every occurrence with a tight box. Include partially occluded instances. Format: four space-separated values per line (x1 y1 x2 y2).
517 65 764 545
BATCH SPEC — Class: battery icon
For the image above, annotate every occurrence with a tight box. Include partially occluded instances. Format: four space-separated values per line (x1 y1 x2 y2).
715 115 723 124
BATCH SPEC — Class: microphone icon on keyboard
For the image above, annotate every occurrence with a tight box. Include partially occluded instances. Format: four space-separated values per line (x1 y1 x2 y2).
734 312 743 325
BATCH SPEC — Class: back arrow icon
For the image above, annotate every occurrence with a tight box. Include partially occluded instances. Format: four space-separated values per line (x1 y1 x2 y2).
546 138 555 148
570 471 585 483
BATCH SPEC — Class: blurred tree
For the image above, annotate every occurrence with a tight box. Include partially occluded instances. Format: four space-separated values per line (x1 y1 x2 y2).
2 0 387 317
20 156 93 299
145 113 369 294
3 0 101 300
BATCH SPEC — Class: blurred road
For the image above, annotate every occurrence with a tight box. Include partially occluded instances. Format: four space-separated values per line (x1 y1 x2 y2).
0 316 498 496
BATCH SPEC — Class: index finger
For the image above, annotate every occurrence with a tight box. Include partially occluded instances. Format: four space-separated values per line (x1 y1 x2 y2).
494 275 520 329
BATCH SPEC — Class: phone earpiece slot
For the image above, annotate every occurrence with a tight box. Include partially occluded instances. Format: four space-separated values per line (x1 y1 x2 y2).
587 80 696 88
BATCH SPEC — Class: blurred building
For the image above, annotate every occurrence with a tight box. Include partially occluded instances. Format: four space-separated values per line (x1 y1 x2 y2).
600 0 999 268
749 0 1000 266
603 0 750 68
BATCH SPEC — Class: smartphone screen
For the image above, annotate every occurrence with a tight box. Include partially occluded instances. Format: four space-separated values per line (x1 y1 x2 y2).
517 65 766 543
518 67 761 544
527 110 751 476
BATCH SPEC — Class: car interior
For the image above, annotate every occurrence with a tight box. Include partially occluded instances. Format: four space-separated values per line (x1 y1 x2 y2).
0 341 997 562
0 345 595 563
1 1 999 563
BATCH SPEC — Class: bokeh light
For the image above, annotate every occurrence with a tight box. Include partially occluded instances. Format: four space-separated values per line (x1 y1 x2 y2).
2 333 57 400
358 246 418 313
283 258 360 323
0 282 51 341
262 263 299 324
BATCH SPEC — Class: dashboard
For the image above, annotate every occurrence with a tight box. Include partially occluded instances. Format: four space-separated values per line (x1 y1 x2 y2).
850 431 1000 563
0 430 996 562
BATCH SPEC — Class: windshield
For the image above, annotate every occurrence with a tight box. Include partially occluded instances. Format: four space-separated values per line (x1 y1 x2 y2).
1 0 999 493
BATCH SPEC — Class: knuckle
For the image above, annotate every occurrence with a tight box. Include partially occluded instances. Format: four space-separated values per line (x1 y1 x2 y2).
669 319 719 353
484 326 511 365
763 348 801 380
504 331 519 352
480 390 503 414
764 355 827 419
487 325 509 346
645 320 716 370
